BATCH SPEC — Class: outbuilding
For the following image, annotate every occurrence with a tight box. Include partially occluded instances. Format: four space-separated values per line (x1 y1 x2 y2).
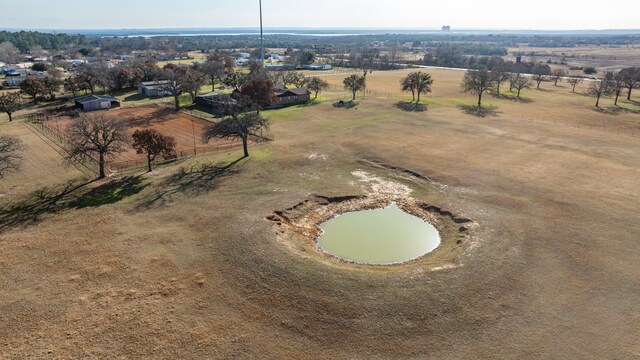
138 80 171 97
74 95 121 112
195 93 237 116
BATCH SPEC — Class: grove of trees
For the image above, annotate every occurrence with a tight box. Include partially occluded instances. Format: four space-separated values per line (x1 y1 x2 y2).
400 71 434 103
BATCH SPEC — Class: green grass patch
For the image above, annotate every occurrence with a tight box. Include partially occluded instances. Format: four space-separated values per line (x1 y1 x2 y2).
324 113 395 132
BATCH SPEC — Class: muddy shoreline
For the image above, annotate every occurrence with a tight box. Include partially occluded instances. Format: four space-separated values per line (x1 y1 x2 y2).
267 194 478 270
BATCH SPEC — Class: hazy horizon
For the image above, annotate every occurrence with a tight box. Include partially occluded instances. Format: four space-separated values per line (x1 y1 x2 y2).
2 0 639 31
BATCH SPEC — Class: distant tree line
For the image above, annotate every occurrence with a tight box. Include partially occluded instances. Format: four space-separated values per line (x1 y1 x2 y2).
0 31 88 52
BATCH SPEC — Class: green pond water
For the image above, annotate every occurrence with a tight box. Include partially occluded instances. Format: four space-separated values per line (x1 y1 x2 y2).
317 203 441 265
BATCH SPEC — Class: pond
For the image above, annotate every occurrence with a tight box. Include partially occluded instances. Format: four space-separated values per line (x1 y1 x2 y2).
317 203 441 265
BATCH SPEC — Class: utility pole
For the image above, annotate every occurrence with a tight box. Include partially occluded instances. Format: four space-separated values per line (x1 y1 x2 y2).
259 0 264 67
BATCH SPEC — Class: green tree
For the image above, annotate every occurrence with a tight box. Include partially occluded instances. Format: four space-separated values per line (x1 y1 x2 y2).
299 50 316 65
343 75 366 101
306 77 329 100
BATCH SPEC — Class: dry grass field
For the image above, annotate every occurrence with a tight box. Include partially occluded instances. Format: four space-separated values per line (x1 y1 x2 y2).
1 67 639 358
506 45 640 73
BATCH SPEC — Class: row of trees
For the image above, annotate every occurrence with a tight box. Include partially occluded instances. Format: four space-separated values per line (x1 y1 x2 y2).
460 66 640 110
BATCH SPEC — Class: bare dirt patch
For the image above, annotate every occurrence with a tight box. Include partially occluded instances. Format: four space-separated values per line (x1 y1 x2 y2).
41 105 245 165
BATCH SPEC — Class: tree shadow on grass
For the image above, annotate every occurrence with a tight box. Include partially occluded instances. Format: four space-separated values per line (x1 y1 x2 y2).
123 93 149 102
396 101 427 112
69 176 148 209
492 93 534 103
333 100 358 109
0 176 147 232
593 106 640 116
458 105 501 118
136 158 243 210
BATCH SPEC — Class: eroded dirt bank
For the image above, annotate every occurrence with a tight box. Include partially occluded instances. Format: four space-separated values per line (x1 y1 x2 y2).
267 194 477 269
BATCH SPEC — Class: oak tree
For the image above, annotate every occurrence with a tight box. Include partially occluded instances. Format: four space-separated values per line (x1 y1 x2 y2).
202 99 268 158
0 92 22 122
132 129 176 172
66 114 129 179
461 69 495 110
306 77 329 100
343 74 366 101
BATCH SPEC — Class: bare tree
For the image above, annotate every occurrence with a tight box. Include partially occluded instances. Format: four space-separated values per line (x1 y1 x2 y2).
619 67 640 100
202 102 268 158
20 76 47 104
587 73 614 108
159 69 185 111
532 64 551 89
200 59 225 91
510 74 532 98
66 114 129 179
132 129 176 172
490 63 511 95
0 42 20 64
611 72 626 106
75 63 109 93
306 77 329 100
566 77 583 93
181 68 206 103
461 69 495 110
551 69 567 86
0 92 22 122
343 75 366 101
0 135 22 178
43 77 63 101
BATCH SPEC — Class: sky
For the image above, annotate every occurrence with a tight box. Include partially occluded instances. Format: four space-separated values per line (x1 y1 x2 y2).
2 0 639 31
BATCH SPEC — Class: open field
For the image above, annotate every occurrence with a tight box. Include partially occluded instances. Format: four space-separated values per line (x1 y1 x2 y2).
1 67 640 358
0 121 87 202
507 45 640 73
41 105 246 167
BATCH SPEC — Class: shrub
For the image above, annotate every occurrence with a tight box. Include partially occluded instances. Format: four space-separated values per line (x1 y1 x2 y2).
31 63 48 72
583 67 597 75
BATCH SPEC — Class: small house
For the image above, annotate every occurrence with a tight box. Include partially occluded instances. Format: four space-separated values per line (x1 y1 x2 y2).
274 87 311 106
138 80 171 97
74 95 121 112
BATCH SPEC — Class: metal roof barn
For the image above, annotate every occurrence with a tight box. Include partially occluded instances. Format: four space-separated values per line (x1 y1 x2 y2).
74 95 121 112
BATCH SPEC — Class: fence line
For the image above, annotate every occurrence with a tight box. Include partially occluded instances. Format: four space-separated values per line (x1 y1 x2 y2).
30 121 99 175
108 140 254 171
